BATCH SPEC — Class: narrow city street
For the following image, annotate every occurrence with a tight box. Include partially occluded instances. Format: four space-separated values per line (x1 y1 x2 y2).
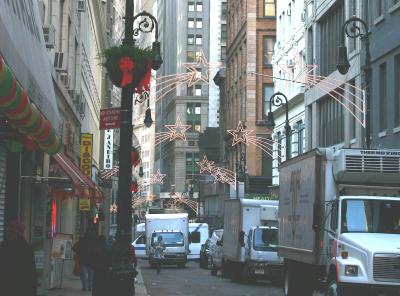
140 261 283 296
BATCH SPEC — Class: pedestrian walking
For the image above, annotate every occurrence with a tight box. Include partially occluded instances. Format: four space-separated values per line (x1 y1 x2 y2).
73 229 96 291
153 235 165 274
0 220 37 296
91 235 111 296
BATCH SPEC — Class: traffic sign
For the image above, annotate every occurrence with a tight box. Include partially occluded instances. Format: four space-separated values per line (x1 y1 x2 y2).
100 108 120 130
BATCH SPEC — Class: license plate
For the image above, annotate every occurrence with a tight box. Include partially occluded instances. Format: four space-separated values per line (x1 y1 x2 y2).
254 269 264 275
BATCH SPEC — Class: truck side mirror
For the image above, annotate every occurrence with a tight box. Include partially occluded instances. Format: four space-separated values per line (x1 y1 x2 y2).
239 231 245 247
312 203 322 232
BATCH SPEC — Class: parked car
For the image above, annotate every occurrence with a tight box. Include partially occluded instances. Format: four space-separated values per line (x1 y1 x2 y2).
209 229 224 276
132 234 147 259
199 238 211 269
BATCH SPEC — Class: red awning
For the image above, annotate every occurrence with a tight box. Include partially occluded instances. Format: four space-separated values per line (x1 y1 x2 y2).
52 152 104 202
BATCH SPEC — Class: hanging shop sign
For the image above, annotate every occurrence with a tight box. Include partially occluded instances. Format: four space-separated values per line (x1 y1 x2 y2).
103 129 114 170
0 0 59 127
100 107 120 130
80 133 93 179
79 198 91 212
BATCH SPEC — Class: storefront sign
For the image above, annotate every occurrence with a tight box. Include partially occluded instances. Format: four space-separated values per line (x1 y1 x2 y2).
0 0 59 127
51 233 73 260
80 134 93 178
103 129 114 170
79 198 90 212
100 108 120 130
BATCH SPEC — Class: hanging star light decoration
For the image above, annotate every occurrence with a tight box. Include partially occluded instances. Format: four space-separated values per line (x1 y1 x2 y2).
197 156 215 174
213 168 225 184
227 121 254 146
148 169 166 185
110 203 118 214
155 116 192 145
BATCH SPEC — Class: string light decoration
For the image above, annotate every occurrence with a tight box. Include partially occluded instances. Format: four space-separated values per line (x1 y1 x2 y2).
227 121 281 158
148 169 166 185
155 116 191 145
196 156 236 187
250 63 366 127
154 50 218 103
110 203 118 214
99 166 120 180
170 192 199 215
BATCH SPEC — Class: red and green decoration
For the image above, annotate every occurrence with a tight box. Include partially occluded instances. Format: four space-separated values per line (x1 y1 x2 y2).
131 181 139 193
102 45 152 92
130 146 141 167
0 55 61 155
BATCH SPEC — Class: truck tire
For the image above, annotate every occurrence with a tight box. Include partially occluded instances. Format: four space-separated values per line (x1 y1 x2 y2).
326 278 356 296
284 261 313 296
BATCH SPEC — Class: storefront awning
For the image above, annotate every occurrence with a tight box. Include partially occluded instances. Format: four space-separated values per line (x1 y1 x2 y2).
0 56 61 155
53 153 105 203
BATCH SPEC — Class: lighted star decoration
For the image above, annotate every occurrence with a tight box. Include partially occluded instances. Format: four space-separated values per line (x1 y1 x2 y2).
155 116 192 145
99 166 119 180
250 62 367 128
170 192 199 215
195 156 236 187
110 203 118 214
226 121 281 159
227 121 254 146
148 169 166 185
197 156 215 174
155 50 219 102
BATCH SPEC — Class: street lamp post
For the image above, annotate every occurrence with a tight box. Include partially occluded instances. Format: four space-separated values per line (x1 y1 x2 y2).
111 1 161 294
337 15 371 149
266 92 291 160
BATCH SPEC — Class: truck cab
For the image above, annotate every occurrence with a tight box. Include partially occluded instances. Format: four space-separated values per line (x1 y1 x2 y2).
245 226 282 278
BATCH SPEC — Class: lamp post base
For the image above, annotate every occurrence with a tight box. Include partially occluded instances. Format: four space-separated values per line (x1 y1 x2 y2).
110 239 135 295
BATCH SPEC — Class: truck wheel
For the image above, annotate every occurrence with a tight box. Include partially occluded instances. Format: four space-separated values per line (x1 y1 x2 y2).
283 261 313 296
326 278 352 296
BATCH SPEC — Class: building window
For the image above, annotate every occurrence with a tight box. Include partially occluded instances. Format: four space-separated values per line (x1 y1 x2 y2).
349 80 356 140
186 152 199 191
319 1 345 76
195 35 202 45
196 18 203 29
187 103 201 132
264 0 276 17
187 51 195 62
196 2 203 12
221 24 227 40
188 2 195 12
188 34 194 45
379 62 386 131
188 18 195 28
195 85 202 96
297 121 305 154
395 54 400 127
195 51 203 62
263 84 274 117
376 0 384 18
263 36 276 66
318 89 345 147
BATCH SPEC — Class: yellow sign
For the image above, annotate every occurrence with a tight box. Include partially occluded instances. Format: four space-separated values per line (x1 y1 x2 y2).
79 198 91 211
80 133 93 178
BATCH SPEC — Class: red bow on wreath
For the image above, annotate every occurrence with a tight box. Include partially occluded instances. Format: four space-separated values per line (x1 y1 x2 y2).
130 148 141 167
131 181 139 193
119 57 135 87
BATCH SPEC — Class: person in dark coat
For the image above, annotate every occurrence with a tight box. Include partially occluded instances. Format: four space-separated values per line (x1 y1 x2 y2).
0 220 37 296
92 235 111 296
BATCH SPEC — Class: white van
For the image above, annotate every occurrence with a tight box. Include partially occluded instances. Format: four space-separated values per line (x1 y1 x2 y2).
188 223 209 260
132 234 146 259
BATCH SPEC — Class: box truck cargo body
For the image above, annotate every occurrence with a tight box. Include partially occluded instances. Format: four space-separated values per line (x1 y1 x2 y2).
145 213 189 267
222 199 283 281
279 148 400 296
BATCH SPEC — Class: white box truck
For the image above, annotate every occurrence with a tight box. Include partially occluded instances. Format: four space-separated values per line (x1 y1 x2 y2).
145 213 189 268
222 198 283 281
279 148 400 296
188 223 209 260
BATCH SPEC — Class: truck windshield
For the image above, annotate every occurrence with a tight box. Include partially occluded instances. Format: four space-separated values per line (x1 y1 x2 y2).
341 199 400 234
253 228 278 251
151 232 184 247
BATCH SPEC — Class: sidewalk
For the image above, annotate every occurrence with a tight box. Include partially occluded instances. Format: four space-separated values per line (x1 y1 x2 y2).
41 266 148 296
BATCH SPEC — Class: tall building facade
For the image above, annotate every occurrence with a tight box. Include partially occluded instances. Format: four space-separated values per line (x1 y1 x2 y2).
271 0 306 185
156 0 210 197
225 0 276 194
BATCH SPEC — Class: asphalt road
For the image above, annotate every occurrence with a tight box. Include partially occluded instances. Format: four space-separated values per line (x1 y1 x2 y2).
140 261 284 296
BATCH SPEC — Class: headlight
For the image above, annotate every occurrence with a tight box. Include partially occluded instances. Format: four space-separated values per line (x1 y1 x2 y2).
344 265 358 276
